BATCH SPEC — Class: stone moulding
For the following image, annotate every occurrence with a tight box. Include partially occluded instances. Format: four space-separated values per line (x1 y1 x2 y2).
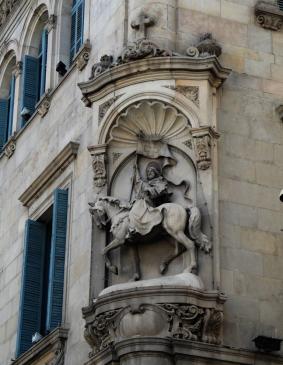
11 327 68 365
82 286 226 357
19 141 79 207
85 336 283 365
79 56 231 106
255 1 283 31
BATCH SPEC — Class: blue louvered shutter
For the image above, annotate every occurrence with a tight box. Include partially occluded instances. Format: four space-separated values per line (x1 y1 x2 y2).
0 99 9 150
39 29 48 97
70 0 84 64
76 1 84 52
8 75 15 138
46 189 68 331
16 220 46 357
70 10 76 63
21 55 39 126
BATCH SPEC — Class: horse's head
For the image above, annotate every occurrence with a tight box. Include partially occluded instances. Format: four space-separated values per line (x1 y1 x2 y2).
89 199 107 229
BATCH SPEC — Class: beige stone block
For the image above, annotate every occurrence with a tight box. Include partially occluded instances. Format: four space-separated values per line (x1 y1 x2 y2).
178 8 248 47
255 140 274 163
221 247 263 275
264 255 283 279
224 296 259 321
263 79 283 97
240 227 278 255
220 222 242 248
221 0 251 24
219 155 256 183
220 177 280 211
257 208 283 234
178 0 221 16
220 269 234 295
220 201 258 228
220 52 245 73
271 64 283 82
245 58 271 79
274 144 283 166
272 32 283 57
256 162 283 189
248 25 272 54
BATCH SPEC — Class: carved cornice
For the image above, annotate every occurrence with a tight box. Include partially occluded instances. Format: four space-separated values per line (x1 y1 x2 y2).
19 141 79 207
11 327 68 365
79 56 231 105
255 1 283 31
0 0 20 29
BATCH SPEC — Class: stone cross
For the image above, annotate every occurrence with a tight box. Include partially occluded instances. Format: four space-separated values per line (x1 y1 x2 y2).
131 13 155 39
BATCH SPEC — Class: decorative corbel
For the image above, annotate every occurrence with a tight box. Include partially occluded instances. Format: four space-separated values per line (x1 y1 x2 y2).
255 1 283 31
191 127 220 170
12 61 22 78
36 89 52 118
4 134 16 158
88 144 108 188
46 14 57 33
75 39 91 71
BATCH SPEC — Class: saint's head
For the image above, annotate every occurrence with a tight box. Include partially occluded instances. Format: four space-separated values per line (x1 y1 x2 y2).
146 161 162 180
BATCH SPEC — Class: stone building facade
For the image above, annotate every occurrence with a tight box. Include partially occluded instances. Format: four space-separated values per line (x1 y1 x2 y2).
1 0 283 364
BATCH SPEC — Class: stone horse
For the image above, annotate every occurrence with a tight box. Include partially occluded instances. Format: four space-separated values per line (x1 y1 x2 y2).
89 196 211 279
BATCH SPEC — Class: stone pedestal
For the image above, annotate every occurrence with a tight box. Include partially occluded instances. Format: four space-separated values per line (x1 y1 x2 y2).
82 274 226 365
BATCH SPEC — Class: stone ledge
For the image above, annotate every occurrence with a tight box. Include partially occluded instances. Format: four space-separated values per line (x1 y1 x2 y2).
85 337 283 365
12 327 68 365
78 56 231 106
255 1 283 31
19 141 79 207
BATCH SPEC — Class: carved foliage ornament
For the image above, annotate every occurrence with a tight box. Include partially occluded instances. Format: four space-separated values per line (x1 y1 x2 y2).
84 303 224 354
0 0 20 28
165 85 199 107
192 127 220 170
255 1 283 31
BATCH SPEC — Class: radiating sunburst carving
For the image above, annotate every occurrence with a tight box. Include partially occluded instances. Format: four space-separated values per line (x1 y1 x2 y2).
108 101 191 147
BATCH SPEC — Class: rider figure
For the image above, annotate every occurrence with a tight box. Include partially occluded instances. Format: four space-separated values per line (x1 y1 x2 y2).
128 161 171 237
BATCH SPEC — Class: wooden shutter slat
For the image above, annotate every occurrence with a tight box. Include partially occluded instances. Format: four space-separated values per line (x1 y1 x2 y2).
0 99 9 150
16 220 46 357
46 189 68 331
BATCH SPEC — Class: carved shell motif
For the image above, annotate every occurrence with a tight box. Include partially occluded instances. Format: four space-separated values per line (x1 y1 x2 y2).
108 101 191 148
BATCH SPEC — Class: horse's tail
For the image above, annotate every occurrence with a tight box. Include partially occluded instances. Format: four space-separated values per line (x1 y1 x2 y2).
188 207 211 253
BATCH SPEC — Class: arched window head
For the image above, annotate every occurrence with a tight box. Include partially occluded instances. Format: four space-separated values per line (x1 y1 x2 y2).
21 10 49 126
0 55 16 149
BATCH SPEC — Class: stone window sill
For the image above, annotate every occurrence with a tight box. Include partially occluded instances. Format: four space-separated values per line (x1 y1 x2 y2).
11 327 68 365
255 1 283 31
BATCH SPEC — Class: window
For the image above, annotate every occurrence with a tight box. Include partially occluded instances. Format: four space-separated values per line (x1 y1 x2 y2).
0 60 16 150
16 189 68 357
278 0 283 11
21 28 48 126
70 0 84 64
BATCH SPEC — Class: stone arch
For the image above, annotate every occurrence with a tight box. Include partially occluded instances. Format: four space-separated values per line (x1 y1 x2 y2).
19 4 49 58
97 92 201 146
0 50 16 98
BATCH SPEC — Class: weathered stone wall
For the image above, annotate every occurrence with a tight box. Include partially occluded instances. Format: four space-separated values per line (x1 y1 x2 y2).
0 0 283 364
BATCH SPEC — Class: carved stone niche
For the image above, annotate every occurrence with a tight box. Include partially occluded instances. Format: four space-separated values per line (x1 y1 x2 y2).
255 1 283 31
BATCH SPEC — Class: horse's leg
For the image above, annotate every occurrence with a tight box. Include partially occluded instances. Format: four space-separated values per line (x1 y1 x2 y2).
163 227 197 273
130 244 141 281
103 238 124 275
160 240 184 275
